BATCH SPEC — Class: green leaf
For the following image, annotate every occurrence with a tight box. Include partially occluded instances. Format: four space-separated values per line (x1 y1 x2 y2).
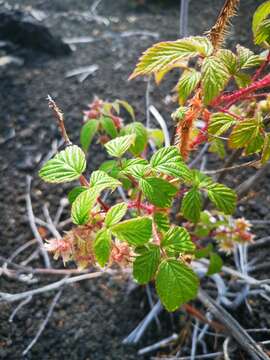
235 73 252 88
116 100 135 120
150 146 192 180
94 229 111 267
236 45 262 70
104 134 136 158
207 252 223 276
262 133 270 164
207 183 236 214
121 122 148 156
101 116 118 138
177 69 201 105
80 120 99 152
252 1 270 38
208 113 236 136
156 259 199 311
39 145 86 183
217 49 238 74
209 138 226 159
130 36 213 79
228 118 261 149
181 188 202 223
105 202 128 227
201 56 230 105
71 188 99 225
140 177 178 208
99 160 120 178
148 128 164 147
133 245 160 284
254 19 270 45
90 170 121 192
111 217 152 246
245 133 264 155
67 186 88 204
154 212 170 232
162 226 195 254
195 243 213 259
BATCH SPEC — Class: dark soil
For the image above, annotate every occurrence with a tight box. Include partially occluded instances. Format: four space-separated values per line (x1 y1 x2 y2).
1 0 270 359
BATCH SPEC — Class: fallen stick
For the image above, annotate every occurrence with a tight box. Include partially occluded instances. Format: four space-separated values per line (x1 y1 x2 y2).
138 333 178 355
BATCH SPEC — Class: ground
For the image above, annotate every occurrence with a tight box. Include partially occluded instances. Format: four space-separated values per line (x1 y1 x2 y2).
0 0 270 359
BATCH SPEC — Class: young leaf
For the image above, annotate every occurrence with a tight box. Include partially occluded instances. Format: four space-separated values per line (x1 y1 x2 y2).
133 245 160 284
111 217 152 246
181 188 202 223
94 229 111 267
156 259 199 311
104 134 136 158
140 177 178 208
236 45 262 70
154 212 170 232
254 19 270 45
252 1 270 38
177 69 201 105
161 226 195 254
130 36 213 79
208 113 236 136
80 120 99 152
207 183 236 214
207 252 223 276
67 186 88 204
228 119 261 149
217 49 238 75
90 170 121 192
105 202 128 227
71 188 99 225
121 122 148 156
39 145 86 183
101 116 118 138
150 146 192 180
116 100 135 120
201 56 230 105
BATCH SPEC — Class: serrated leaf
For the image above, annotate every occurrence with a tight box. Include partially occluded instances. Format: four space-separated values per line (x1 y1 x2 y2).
121 122 148 156
105 202 128 227
116 100 135 120
154 212 170 232
217 49 238 74
262 133 270 164
150 146 192 180
148 128 165 147
111 217 152 246
181 188 202 223
207 183 236 214
67 186 88 204
228 118 261 149
162 226 195 254
99 160 120 178
133 245 160 284
252 1 270 37
39 145 86 183
236 45 262 70
207 252 223 275
71 188 99 225
80 120 99 152
101 116 118 138
254 19 270 45
94 229 111 267
208 112 236 136
245 133 264 155
121 163 150 179
154 60 188 85
156 259 199 311
90 170 121 192
140 177 178 208
177 69 201 105
104 134 136 158
201 56 230 105
130 36 213 79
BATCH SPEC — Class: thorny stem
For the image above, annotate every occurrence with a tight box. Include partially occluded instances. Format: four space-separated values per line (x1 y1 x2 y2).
252 51 270 82
47 95 72 146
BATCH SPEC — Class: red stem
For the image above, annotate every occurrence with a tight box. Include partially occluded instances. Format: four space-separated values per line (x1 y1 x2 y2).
252 51 270 82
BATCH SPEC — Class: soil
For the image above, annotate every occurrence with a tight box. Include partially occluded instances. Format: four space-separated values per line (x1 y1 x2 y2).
0 0 270 359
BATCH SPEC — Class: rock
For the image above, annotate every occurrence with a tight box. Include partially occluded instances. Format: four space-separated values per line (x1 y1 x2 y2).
0 9 71 56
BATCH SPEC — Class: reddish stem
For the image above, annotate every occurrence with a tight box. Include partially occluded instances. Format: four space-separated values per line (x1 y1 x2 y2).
252 51 270 82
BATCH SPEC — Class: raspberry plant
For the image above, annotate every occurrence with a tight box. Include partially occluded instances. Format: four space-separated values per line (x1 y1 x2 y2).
39 1 269 311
